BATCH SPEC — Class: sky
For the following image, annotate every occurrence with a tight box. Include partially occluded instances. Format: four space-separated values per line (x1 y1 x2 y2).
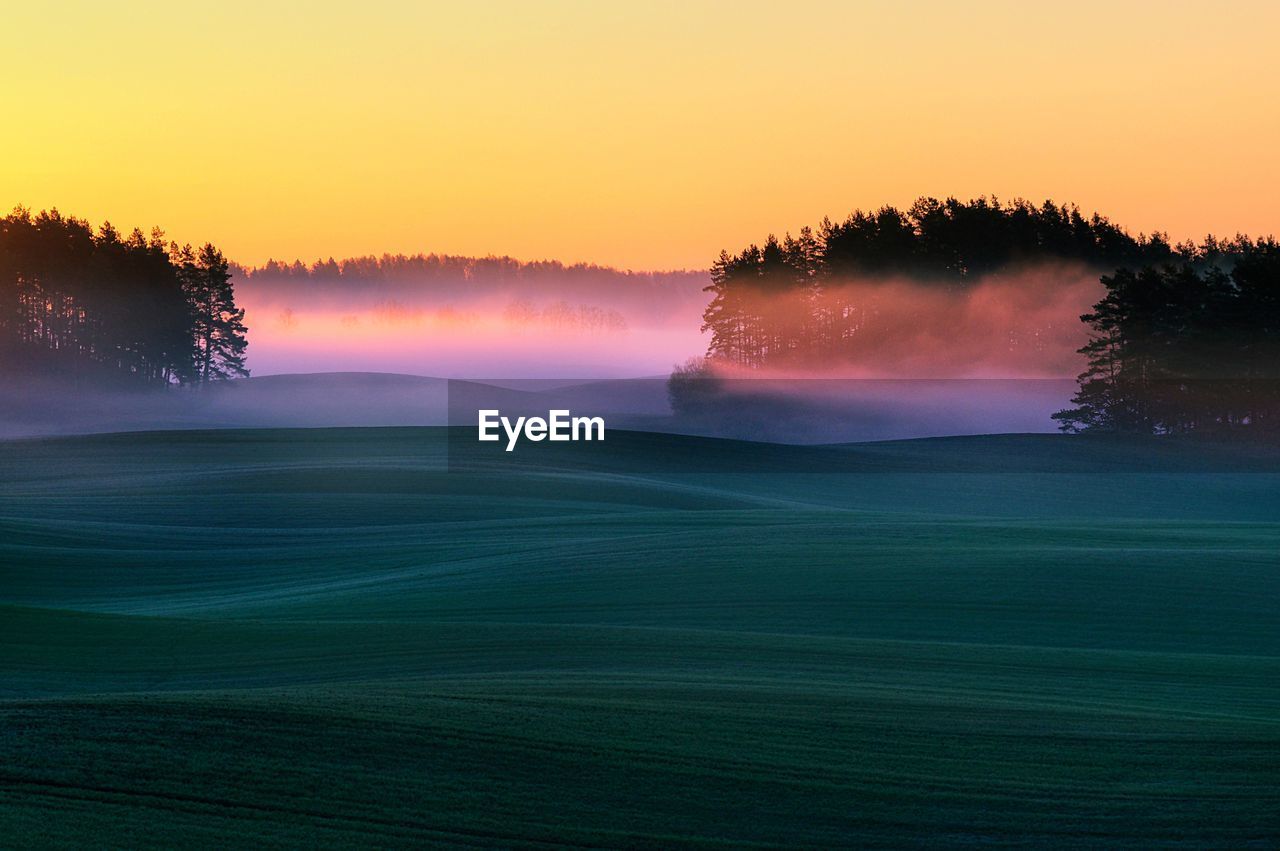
3 0 1277 271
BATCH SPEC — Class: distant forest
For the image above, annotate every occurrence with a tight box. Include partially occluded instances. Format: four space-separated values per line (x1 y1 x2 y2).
0 208 248 385
237 254 707 324
699 196 1280 436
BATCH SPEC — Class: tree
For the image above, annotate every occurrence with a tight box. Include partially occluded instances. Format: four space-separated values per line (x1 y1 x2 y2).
1 206 248 386
175 242 249 382
667 356 720 415
1054 244 1280 436
700 196 1178 371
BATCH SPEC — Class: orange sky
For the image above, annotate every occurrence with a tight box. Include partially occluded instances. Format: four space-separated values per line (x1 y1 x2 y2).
3 1 1277 270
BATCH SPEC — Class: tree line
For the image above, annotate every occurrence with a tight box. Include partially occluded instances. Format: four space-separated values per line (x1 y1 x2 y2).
702 197 1180 369
0 207 248 385
242 253 699 284
237 252 706 324
699 196 1280 436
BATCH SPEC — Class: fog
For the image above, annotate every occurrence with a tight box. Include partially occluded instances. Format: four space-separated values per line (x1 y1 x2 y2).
822 263 1099 377
0 373 448 438
241 301 707 378
234 260 709 378
449 377 1079 444
701 263 1102 380
3 262 1105 440
233 261 1100 380
2 372 1078 445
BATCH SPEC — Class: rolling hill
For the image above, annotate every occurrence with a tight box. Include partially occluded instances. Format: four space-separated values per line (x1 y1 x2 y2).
1 428 1277 846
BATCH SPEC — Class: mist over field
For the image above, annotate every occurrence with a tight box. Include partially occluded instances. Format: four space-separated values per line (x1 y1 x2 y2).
232 257 709 377
0 373 1077 443
724 263 1103 378
5 203 1259 442
228 260 1103 442
232 258 1102 380
1 259 1105 439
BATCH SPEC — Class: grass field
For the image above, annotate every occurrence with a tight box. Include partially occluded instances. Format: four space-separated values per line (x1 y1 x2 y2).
1 427 1278 847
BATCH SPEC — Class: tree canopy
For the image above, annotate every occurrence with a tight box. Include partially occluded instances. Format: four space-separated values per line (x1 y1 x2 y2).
1054 244 1280 436
702 196 1188 369
699 195 1280 437
0 207 248 386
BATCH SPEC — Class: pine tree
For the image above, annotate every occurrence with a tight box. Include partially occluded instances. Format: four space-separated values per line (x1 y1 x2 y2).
175 242 249 382
1054 250 1280 436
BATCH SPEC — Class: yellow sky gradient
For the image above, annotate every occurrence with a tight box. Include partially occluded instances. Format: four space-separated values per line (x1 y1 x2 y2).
3 1 1277 270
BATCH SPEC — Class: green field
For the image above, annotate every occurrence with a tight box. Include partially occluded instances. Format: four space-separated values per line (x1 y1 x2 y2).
1 428 1278 847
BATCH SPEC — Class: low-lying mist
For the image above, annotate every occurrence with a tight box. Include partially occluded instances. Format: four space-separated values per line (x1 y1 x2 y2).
234 259 710 377
241 295 706 378
235 261 1101 380
3 261 1106 440
832 263 1100 377
702 262 1103 380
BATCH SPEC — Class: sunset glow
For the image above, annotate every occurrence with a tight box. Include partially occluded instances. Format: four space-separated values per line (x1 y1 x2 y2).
4 0 1277 270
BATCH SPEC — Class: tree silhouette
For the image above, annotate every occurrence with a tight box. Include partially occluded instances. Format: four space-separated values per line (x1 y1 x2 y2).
1054 243 1280 435
174 243 249 381
0 207 248 386
699 195 1279 437
701 196 1182 369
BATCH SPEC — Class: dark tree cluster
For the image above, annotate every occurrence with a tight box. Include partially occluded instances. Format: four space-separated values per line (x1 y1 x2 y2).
702 196 1178 368
0 207 248 386
1055 242 1280 436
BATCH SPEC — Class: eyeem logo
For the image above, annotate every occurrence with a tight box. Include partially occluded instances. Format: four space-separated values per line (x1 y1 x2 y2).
478 409 605 451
